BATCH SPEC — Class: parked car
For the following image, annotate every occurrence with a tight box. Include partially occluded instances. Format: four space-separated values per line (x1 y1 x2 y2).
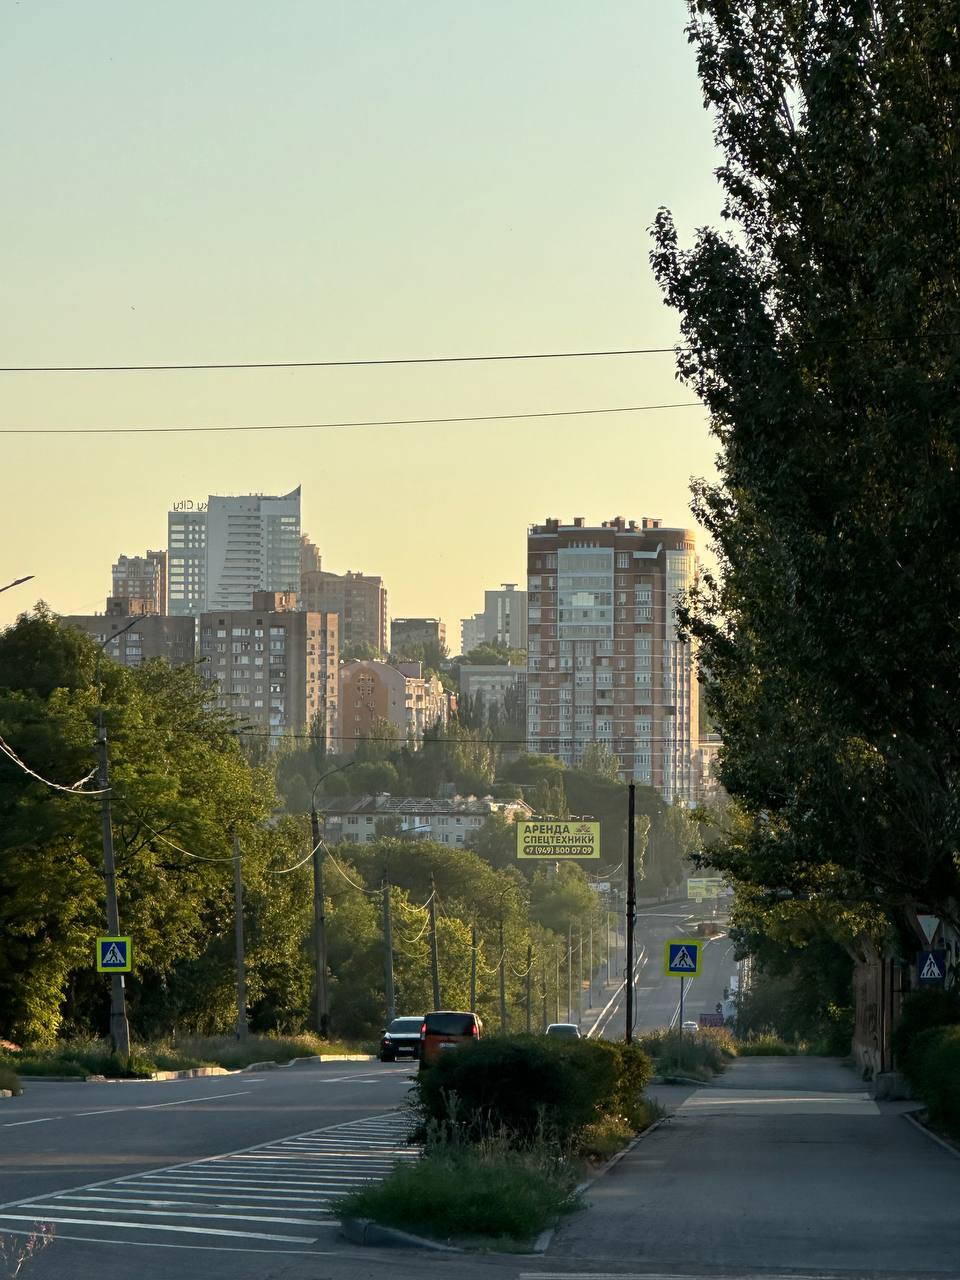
545 1022 581 1038
418 1010 482 1068
379 1016 424 1061
681 1020 700 1034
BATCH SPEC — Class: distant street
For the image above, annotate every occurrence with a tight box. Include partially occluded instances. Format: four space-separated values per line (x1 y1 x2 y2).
588 901 734 1041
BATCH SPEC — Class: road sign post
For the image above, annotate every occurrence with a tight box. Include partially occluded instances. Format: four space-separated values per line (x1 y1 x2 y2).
664 939 703 978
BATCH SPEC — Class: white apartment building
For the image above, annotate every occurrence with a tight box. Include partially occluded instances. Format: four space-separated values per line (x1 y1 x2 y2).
167 488 301 616
322 794 533 846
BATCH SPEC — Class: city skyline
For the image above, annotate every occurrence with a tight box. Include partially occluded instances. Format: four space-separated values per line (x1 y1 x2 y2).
0 1 721 635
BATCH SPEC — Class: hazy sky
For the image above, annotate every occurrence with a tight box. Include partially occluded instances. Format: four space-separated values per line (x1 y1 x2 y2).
1 1 723 638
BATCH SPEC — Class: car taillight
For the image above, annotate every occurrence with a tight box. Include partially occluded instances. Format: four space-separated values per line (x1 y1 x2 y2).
420 1022 427 1039
470 1023 479 1037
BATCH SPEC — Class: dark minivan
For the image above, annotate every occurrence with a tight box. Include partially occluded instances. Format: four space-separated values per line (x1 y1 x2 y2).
418 1010 482 1068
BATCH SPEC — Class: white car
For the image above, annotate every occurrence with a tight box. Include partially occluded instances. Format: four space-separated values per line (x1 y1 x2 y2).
681 1020 700 1034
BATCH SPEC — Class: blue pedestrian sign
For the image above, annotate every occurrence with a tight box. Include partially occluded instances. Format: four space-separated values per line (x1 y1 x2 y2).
917 949 947 987
664 939 702 977
97 936 132 973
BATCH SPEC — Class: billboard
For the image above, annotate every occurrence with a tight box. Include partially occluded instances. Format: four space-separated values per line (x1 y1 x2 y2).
687 876 725 901
516 820 601 860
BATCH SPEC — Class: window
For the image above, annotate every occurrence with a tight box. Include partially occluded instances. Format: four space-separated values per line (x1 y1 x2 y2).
616 552 630 568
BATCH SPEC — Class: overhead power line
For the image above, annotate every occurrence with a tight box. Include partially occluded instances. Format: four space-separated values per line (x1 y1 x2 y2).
0 401 703 436
0 346 678 374
0 733 107 796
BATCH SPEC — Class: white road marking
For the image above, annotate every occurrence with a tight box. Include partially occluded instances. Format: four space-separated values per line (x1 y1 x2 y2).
135 1090 251 1110
75 1108 126 1116
0 1110 415 1252
2 1117 57 1128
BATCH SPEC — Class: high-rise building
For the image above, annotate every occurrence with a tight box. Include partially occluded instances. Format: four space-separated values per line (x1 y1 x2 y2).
483 583 527 651
526 516 699 804
66 601 195 668
198 590 338 748
167 488 301 616
205 488 301 611
167 507 208 616
390 617 446 657
299 540 388 655
111 550 166 616
460 613 486 656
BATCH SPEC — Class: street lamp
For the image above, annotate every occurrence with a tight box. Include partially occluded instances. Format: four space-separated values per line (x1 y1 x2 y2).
93 618 139 1058
0 575 34 594
310 762 355 1037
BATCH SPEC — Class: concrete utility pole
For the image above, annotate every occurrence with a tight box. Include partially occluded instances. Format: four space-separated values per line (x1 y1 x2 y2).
576 926 583 1025
541 959 548 1031
567 921 573 1022
498 914 507 1033
525 943 532 1033
233 833 248 1041
382 875 396 1024
626 783 637 1045
469 924 477 1012
96 709 131 1058
555 942 561 1022
429 874 441 1009
93 623 137 1059
309 763 354 1038
589 923 594 1002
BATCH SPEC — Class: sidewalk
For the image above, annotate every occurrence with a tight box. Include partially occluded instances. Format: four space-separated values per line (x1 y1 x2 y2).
551 1056 960 1277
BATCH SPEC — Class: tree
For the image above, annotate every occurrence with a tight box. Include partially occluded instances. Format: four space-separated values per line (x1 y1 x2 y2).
342 640 380 662
578 744 621 783
651 2 960 931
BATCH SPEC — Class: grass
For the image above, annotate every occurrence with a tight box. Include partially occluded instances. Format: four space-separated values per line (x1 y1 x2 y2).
577 1097 664 1162
637 1025 736 1079
736 1032 801 1056
337 1143 579 1247
0 1066 22 1095
0 1032 372 1079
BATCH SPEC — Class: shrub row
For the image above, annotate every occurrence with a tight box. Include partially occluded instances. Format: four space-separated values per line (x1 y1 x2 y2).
636 1026 735 1079
415 1035 654 1148
902 1025 960 1138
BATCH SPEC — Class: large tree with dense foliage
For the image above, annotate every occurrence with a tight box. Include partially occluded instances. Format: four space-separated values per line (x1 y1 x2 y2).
652 2 960 936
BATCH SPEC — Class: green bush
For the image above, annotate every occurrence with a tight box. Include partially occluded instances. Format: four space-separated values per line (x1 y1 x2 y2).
737 1033 799 1056
637 1027 731 1078
892 989 960 1070
902 1025 960 1138
0 1067 22 1095
338 1144 578 1245
416 1035 652 1147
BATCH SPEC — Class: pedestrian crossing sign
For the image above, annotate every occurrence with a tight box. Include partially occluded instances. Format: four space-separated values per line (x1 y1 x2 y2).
97 936 132 973
917 948 947 987
665 939 702 977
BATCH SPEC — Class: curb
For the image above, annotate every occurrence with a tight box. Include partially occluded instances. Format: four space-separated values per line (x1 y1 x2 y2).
18 1053 376 1084
340 1217 463 1252
536 1114 672 1255
903 1109 960 1160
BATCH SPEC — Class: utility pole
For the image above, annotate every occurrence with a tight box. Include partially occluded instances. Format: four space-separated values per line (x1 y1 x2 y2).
567 921 573 1022
96 709 131 1058
498 914 507 1033
606 910 611 983
309 805 328 1038
555 942 560 1022
382 875 396 1024
233 834 248 1041
525 942 532 1033
589 922 594 1004
309 761 354 1038
469 924 477 1012
626 783 636 1044
576 925 583 1025
429 873 441 1009
541 959 548 1031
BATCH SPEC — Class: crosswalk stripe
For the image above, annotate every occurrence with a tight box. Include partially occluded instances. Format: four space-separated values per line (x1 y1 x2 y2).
0 1109 415 1252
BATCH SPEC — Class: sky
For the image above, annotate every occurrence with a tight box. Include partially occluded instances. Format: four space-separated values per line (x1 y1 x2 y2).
0 0 724 639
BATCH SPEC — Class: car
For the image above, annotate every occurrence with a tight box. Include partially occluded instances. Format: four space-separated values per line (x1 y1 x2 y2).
418 1010 482 1068
379 1015 424 1061
681 1020 700 1034
545 1022 581 1038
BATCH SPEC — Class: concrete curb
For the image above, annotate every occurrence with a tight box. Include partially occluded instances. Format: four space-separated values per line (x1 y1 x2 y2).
340 1217 463 1251
903 1109 960 1160
19 1053 376 1084
535 1114 673 1255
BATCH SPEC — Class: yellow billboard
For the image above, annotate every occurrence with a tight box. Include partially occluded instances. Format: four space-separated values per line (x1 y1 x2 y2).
516 820 601 860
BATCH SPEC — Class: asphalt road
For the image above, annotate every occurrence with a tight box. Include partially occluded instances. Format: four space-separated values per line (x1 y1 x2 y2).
589 903 735 1040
